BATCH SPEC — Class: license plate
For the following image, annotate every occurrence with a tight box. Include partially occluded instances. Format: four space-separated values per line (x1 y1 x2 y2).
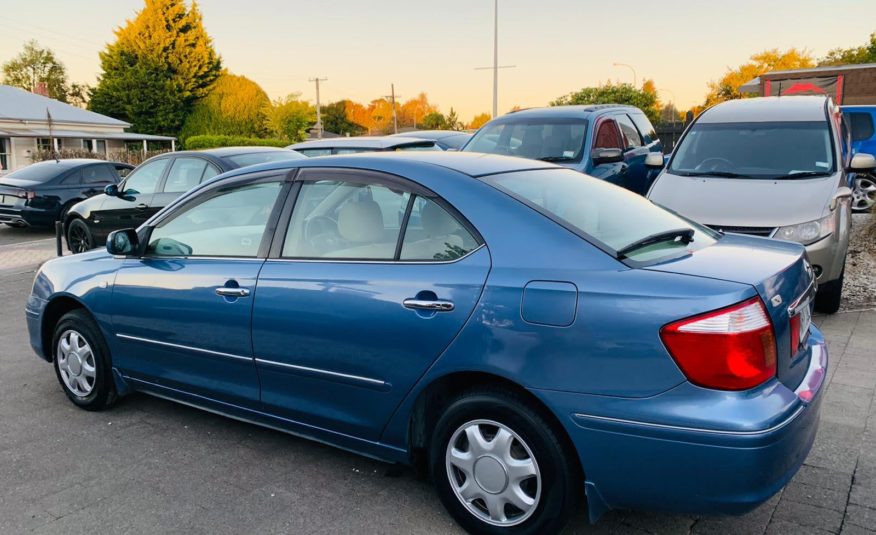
798 298 812 343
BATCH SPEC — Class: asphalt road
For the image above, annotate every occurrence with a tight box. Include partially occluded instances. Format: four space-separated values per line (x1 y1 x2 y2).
1 234 875 534
0 225 54 246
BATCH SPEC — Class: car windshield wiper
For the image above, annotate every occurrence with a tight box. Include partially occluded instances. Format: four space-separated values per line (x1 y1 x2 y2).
537 156 576 162
616 228 695 259
693 170 745 178
780 171 831 180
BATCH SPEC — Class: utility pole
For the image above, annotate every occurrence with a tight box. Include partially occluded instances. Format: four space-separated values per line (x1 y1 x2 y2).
309 77 328 138
385 84 401 134
475 0 515 118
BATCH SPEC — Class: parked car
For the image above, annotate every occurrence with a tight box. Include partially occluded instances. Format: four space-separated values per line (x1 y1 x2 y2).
0 159 132 228
63 146 304 253
648 96 874 313
390 130 473 150
842 105 876 212
28 151 826 534
461 105 663 194
287 136 439 156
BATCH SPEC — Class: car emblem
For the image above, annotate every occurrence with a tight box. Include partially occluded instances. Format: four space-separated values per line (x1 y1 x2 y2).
770 295 783 307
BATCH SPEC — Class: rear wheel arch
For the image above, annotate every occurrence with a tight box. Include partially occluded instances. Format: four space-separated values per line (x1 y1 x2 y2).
408 371 583 482
41 296 89 360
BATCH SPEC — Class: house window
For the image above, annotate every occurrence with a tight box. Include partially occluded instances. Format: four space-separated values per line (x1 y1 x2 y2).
37 138 52 151
0 138 9 171
82 139 107 154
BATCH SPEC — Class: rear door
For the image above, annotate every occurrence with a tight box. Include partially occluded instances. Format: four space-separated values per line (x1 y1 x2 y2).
614 113 652 194
252 168 491 440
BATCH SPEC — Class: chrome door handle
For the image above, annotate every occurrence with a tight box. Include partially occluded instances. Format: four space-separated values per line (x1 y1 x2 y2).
403 299 454 312
136 203 148 210
216 287 250 297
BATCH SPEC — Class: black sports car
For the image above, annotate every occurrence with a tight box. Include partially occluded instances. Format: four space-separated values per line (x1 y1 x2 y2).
64 147 304 253
0 159 133 228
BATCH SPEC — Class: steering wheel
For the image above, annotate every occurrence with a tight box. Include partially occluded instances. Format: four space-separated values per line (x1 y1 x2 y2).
695 157 735 172
304 215 341 253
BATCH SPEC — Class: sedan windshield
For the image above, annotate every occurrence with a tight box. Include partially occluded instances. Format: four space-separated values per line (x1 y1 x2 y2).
464 118 588 162
484 168 717 263
669 121 834 179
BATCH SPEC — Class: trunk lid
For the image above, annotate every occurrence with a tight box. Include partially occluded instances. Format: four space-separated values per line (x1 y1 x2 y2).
0 182 28 207
645 233 816 391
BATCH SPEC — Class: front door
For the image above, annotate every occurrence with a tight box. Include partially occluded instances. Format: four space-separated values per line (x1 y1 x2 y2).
94 157 170 235
252 169 490 440
150 156 222 210
615 113 652 194
110 176 288 406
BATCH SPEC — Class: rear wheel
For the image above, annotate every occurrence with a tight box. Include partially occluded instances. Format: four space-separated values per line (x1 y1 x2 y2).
429 390 580 534
815 267 844 314
67 219 94 254
52 310 117 410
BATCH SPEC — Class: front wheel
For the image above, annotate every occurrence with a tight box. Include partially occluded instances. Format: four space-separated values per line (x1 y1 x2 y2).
852 174 876 213
814 267 844 314
429 390 580 534
66 218 94 254
52 310 117 410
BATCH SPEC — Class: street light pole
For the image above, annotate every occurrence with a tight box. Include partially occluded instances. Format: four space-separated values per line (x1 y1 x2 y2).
475 0 515 118
309 77 328 138
612 63 637 87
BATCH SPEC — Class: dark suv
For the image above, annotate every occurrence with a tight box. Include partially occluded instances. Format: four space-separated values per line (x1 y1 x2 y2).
461 105 663 194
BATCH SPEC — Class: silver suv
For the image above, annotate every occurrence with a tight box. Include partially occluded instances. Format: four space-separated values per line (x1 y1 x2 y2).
648 96 875 313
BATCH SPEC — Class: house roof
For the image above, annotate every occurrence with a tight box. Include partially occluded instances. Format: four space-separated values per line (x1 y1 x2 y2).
0 85 130 127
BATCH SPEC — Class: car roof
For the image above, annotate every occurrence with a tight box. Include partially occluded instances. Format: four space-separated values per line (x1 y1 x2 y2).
28 158 114 169
491 104 641 121
699 96 828 123
197 146 290 157
214 151 557 182
287 136 434 150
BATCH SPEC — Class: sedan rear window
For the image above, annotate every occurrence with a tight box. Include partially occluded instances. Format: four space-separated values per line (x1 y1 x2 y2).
5 162 64 182
464 118 588 163
669 121 834 179
484 168 717 263
226 150 305 167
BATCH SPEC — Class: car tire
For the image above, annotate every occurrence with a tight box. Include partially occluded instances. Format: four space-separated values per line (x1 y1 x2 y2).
815 267 844 314
852 173 876 213
429 389 580 535
52 310 117 411
66 218 94 254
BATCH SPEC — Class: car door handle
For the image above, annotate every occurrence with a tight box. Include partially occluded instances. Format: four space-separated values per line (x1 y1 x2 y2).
136 203 148 210
403 298 454 312
215 287 251 298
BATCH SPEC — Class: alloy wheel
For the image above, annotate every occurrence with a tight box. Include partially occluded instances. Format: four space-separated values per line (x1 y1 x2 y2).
69 223 91 254
56 329 97 397
852 175 876 212
445 419 541 527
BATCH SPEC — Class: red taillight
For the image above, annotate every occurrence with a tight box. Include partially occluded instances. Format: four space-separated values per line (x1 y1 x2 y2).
20 191 36 201
660 297 777 391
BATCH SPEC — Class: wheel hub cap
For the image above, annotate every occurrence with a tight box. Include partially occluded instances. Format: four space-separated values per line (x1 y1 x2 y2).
56 329 96 398
474 455 508 494
445 419 541 527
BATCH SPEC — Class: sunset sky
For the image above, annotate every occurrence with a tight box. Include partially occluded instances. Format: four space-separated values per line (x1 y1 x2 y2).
1 0 874 121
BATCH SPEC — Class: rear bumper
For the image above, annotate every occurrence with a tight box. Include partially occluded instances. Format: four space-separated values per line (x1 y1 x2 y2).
0 206 57 227
532 327 828 522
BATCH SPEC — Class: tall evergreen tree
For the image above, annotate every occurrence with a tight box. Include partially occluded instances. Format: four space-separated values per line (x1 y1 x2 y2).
89 0 221 136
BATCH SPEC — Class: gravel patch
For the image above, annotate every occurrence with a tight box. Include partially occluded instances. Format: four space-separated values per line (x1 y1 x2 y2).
842 213 876 311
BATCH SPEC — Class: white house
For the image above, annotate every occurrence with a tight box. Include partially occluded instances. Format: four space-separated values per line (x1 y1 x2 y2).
0 85 175 172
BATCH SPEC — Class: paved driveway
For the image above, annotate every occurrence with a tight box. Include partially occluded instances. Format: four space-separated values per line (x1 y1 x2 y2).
1 260 874 534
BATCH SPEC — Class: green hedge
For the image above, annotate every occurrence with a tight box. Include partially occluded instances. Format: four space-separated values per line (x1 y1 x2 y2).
184 135 290 150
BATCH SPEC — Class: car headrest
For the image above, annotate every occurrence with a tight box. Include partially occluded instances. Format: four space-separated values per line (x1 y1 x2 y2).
338 199 384 243
421 201 456 236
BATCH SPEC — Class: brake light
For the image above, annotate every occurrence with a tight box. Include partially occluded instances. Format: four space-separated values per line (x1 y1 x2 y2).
20 191 36 201
660 297 777 390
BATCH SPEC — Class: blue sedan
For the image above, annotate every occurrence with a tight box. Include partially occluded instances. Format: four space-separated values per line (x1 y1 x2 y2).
26 152 826 534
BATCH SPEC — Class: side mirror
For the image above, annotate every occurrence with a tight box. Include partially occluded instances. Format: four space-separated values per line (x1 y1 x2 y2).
849 153 876 171
830 186 853 210
645 152 665 168
104 184 119 196
591 148 624 165
106 228 139 256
